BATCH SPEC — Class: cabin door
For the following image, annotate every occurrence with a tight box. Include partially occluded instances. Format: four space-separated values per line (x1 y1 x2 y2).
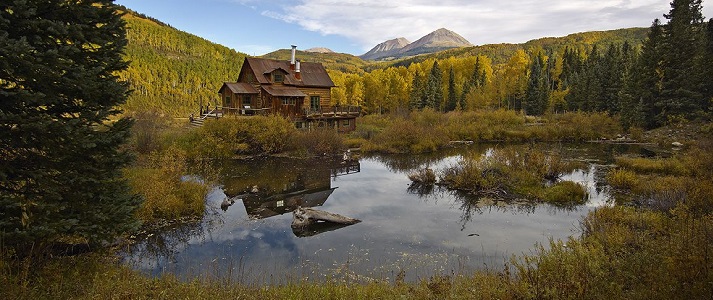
310 96 320 113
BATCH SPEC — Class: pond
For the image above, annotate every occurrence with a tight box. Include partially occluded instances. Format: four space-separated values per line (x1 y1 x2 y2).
122 143 645 284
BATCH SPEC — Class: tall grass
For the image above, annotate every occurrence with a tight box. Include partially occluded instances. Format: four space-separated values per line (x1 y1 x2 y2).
437 146 586 206
355 110 621 153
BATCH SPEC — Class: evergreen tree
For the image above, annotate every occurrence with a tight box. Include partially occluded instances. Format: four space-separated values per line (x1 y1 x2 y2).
697 18 713 114
600 44 623 113
446 67 457 111
525 52 549 115
658 0 705 123
425 61 443 110
0 0 140 255
459 83 470 111
409 71 426 110
560 47 583 89
618 42 642 129
637 19 666 128
472 57 484 88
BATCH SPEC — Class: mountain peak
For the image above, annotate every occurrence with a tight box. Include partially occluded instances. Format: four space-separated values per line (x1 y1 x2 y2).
360 37 410 61
361 28 472 61
305 47 334 53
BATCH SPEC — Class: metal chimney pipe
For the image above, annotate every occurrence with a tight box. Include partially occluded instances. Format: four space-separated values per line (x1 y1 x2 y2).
295 60 301 80
290 45 297 65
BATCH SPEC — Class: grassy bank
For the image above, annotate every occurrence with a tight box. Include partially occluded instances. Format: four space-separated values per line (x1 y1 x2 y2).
352 110 622 153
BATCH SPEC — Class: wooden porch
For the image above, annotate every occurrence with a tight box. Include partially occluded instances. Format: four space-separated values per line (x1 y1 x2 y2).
305 105 360 119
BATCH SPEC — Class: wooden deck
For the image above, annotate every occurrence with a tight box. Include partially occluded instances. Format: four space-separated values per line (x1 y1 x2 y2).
305 106 360 119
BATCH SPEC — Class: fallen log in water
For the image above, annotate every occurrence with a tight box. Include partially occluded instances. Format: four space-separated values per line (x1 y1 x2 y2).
291 207 361 228
291 222 354 237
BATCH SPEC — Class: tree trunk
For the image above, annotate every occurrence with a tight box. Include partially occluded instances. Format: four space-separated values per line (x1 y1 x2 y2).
291 207 360 228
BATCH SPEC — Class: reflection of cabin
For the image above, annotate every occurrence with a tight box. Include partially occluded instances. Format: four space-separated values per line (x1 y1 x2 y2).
218 46 359 133
235 159 361 220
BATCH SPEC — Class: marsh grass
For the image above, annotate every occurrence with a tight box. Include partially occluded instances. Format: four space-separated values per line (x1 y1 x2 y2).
355 110 620 154
542 181 589 206
436 146 585 206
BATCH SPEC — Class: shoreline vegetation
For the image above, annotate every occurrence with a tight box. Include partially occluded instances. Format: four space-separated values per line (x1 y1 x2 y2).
4 110 713 299
3 1 713 298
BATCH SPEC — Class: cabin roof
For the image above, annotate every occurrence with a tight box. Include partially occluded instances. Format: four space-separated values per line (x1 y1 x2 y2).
262 85 307 97
243 57 335 88
219 82 259 94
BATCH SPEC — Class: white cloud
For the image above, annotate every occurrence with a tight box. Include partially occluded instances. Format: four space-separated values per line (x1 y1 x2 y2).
261 0 708 53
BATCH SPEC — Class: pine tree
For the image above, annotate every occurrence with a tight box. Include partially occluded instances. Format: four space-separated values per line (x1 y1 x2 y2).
459 83 470 111
600 44 624 114
0 0 140 255
658 0 705 123
525 52 549 115
410 71 426 110
637 19 666 128
472 57 484 88
445 67 457 111
618 42 641 129
697 19 713 114
425 61 443 110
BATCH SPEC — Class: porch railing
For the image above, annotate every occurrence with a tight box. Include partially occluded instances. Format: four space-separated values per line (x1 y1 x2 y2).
305 105 361 118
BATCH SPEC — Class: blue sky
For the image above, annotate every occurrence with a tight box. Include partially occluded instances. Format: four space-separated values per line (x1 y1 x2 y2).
114 0 713 56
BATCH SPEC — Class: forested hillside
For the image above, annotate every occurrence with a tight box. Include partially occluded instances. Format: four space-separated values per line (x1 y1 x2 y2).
326 21 713 130
387 28 648 67
327 28 649 115
118 9 246 117
261 49 370 74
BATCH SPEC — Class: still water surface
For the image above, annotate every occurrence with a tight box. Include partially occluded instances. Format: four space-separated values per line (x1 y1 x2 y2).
122 143 640 284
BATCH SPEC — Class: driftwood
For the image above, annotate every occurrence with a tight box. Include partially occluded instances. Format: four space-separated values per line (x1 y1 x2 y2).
291 207 360 228
291 222 354 237
291 207 361 237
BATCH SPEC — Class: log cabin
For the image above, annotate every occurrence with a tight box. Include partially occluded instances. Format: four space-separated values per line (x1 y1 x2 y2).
218 46 359 133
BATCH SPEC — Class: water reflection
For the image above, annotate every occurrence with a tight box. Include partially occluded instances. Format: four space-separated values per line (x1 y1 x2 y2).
222 158 362 237
123 143 644 284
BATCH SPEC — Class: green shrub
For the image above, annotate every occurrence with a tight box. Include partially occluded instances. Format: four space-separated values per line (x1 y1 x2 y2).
294 128 344 156
176 116 298 158
370 118 449 153
543 181 588 206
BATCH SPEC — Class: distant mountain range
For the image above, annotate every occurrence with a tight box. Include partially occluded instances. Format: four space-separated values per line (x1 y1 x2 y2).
305 47 335 53
360 28 473 61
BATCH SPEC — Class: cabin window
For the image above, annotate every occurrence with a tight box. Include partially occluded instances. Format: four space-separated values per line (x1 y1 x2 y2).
242 95 251 106
274 73 284 83
342 119 350 127
310 96 320 111
224 95 231 106
281 97 295 105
